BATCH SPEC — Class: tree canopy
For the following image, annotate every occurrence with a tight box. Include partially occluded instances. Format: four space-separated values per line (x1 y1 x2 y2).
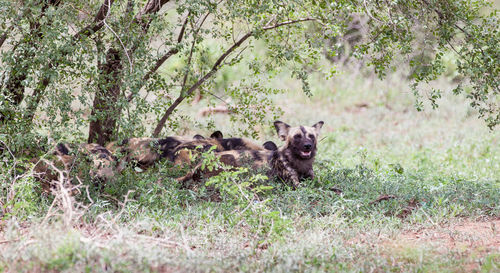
0 0 498 152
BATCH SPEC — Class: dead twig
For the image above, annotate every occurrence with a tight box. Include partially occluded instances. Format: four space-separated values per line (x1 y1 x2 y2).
369 194 396 205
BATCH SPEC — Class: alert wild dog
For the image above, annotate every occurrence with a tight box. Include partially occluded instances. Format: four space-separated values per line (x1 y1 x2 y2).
177 120 324 187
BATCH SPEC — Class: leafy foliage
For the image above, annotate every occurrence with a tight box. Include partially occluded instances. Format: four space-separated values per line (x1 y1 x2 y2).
0 0 498 154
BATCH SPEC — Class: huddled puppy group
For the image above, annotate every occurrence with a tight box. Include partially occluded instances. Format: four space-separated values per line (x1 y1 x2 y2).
33 121 324 192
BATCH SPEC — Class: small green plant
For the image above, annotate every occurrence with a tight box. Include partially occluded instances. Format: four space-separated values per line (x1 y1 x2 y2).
206 167 291 241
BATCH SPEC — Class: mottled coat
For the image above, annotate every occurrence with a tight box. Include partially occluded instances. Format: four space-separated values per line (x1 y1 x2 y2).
177 121 324 186
172 131 275 165
33 143 118 192
268 120 324 186
106 136 194 168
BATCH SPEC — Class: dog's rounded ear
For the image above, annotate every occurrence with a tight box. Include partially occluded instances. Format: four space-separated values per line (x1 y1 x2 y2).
274 121 290 141
55 143 71 155
312 121 324 135
193 134 205 140
263 141 278 151
210 131 223 139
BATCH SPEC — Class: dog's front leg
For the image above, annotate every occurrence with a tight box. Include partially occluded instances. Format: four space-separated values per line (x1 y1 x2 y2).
304 169 315 180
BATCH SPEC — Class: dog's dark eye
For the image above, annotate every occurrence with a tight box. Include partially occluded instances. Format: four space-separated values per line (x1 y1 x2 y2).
309 134 315 139
294 134 302 139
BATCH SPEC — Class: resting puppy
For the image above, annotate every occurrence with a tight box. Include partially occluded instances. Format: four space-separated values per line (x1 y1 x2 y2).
177 120 324 187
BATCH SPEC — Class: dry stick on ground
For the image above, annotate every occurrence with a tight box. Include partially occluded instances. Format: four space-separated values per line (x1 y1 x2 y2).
152 17 318 137
369 194 396 205
40 159 72 226
130 234 181 248
0 140 17 215
38 158 91 228
112 190 135 224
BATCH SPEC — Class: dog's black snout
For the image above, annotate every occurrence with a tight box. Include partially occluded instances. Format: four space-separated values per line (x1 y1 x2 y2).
303 144 312 150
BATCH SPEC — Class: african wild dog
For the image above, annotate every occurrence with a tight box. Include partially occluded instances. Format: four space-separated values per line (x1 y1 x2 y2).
172 131 278 165
177 120 324 187
55 143 118 181
209 131 268 151
106 131 277 170
268 120 324 185
33 143 118 193
106 136 196 168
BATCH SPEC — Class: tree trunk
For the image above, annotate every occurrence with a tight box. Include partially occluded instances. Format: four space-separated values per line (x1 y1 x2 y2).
86 0 172 144
88 48 123 145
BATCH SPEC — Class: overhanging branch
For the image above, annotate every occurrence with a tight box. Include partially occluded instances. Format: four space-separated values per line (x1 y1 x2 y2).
74 0 115 40
126 13 190 102
152 17 318 137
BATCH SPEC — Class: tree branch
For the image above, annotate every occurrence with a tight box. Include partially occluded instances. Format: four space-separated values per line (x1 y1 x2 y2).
126 13 190 102
0 25 13 48
74 0 115 40
134 0 171 31
179 34 197 93
262 17 317 30
153 18 318 136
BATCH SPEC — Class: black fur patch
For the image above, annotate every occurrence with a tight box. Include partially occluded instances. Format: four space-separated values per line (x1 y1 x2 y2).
158 137 182 159
251 150 261 161
121 138 129 145
56 143 70 155
158 137 182 149
220 154 238 166
193 134 205 140
210 131 224 139
220 138 245 150
91 147 113 156
263 141 278 151
300 126 306 135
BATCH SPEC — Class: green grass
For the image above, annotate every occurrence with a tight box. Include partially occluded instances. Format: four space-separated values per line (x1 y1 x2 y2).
1 63 499 272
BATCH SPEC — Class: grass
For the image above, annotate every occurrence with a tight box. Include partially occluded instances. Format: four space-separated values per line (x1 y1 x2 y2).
1 61 499 272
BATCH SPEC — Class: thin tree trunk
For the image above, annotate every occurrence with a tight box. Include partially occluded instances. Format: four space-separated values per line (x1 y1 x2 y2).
0 26 12 48
88 48 123 145
87 0 171 144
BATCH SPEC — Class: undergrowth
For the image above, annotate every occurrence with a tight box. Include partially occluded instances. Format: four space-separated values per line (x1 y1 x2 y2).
0 147 498 272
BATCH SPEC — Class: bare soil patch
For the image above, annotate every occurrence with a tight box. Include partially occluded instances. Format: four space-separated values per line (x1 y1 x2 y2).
394 218 500 252
382 218 500 271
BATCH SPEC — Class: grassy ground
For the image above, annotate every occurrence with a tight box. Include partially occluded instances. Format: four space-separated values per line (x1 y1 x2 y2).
0 63 499 272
